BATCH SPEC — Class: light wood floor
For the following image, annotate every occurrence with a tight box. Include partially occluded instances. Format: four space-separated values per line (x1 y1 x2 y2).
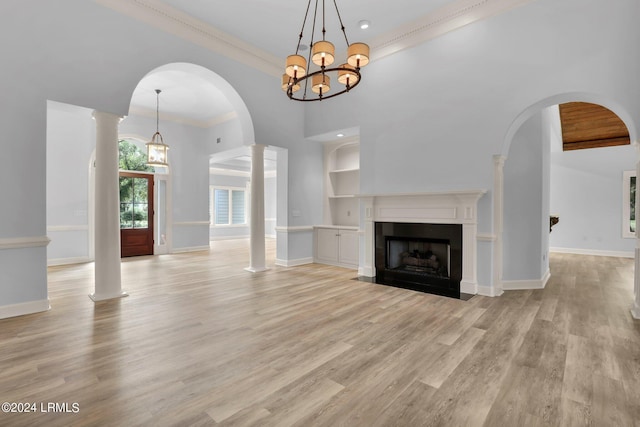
1 240 639 426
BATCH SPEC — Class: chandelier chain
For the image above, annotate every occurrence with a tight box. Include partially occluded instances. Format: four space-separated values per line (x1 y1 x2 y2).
332 0 350 46
322 0 326 41
155 89 160 133
295 0 313 54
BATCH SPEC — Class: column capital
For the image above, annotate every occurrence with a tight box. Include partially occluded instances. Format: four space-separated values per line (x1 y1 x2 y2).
92 110 124 124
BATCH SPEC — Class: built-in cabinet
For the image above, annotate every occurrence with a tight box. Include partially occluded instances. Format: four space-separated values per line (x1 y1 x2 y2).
314 140 360 269
314 226 359 268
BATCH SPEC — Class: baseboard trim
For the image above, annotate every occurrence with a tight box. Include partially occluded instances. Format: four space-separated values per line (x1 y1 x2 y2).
502 269 550 290
172 245 210 254
477 284 503 297
631 302 640 320
358 267 374 277
275 257 313 267
460 281 478 295
89 291 128 302
550 247 634 259
274 226 314 233
0 299 50 319
48 256 92 267
210 235 250 241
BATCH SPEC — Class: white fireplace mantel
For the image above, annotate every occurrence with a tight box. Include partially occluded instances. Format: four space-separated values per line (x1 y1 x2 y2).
359 190 487 295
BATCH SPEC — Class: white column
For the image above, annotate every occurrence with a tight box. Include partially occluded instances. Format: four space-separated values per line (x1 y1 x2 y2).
632 147 640 319
245 144 269 272
90 111 127 301
492 155 506 297
360 197 375 277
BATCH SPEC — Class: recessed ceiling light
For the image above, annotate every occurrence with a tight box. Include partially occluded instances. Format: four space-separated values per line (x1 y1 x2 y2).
358 20 370 30
337 133 344 137
299 44 308 51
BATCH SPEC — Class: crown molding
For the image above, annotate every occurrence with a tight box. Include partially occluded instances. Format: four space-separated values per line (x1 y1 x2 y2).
94 0 283 76
95 0 536 77
370 0 536 61
128 105 238 128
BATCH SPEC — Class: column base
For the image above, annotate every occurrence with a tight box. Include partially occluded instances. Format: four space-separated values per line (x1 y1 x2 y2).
89 291 128 302
631 302 640 320
244 266 270 273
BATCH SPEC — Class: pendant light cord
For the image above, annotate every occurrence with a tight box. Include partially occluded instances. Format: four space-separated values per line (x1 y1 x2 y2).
155 89 161 133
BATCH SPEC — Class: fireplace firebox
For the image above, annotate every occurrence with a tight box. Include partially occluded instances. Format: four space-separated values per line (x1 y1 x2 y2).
375 222 463 298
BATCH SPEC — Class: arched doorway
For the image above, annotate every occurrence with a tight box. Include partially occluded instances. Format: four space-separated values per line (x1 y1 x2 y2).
124 62 281 267
496 93 639 317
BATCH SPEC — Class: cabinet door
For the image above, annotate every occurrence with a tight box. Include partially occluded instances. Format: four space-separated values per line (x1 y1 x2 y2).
338 230 359 267
316 228 339 263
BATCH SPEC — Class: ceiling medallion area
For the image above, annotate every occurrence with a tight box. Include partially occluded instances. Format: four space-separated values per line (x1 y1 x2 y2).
281 0 370 102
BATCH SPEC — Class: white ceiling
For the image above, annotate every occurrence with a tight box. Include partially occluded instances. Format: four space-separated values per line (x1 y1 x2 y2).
124 0 534 135
119 0 536 170
129 69 235 126
159 0 455 59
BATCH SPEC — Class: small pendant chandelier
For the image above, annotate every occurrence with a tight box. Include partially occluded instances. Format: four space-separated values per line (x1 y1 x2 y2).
282 0 370 101
146 89 169 167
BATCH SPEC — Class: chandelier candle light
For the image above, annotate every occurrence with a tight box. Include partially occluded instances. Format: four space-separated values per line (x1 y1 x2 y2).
282 0 370 101
146 89 169 167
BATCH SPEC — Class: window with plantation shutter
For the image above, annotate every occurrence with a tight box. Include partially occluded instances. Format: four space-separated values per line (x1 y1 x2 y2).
214 189 230 225
211 186 247 226
231 190 246 224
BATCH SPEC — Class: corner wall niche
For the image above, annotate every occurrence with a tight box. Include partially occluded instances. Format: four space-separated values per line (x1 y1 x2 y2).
314 139 360 269
325 140 359 227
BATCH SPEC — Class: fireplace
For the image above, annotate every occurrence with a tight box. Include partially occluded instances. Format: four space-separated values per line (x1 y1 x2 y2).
375 222 463 298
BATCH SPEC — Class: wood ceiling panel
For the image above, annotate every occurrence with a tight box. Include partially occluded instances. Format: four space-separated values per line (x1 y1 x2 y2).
559 102 630 151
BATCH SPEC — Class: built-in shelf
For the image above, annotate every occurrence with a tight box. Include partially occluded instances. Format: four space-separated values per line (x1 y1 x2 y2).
316 140 360 269
324 141 360 227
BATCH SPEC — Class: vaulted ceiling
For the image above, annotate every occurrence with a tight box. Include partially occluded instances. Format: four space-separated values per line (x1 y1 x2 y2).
103 0 536 122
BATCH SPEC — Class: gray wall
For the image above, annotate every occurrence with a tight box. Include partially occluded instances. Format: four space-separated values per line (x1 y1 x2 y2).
302 0 640 285
0 0 318 309
550 144 636 255
46 101 95 264
503 112 548 281
2 0 640 311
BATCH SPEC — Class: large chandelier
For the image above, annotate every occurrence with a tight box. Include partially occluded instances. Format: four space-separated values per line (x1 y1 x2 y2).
282 0 370 101
146 89 169 167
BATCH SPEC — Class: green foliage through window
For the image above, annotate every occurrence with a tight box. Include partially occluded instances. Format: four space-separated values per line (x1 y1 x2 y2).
119 140 153 229
119 139 154 173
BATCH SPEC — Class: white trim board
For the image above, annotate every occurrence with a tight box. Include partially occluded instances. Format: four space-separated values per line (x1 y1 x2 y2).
0 236 51 250
477 284 503 297
550 247 634 259
171 245 210 253
0 299 50 320
48 256 92 267
210 235 250 241
274 226 314 233
275 257 314 267
502 270 550 291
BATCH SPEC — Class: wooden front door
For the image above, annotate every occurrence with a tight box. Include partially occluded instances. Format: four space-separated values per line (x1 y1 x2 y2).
120 172 154 257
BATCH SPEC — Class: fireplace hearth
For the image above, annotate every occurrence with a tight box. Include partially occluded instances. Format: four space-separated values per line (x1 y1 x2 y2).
375 222 462 298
